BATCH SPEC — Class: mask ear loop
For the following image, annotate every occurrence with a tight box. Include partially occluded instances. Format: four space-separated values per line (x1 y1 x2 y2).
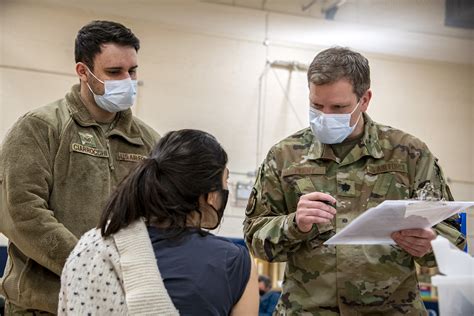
83 63 105 84
81 63 105 97
195 193 213 230
350 98 363 127
200 189 227 230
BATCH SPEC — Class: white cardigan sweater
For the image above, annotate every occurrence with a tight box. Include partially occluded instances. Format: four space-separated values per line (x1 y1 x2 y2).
58 219 179 315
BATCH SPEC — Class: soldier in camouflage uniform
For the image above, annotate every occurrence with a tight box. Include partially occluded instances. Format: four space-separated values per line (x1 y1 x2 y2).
243 47 465 316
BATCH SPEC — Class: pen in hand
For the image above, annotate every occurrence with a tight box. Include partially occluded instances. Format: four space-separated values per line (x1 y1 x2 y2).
295 192 337 232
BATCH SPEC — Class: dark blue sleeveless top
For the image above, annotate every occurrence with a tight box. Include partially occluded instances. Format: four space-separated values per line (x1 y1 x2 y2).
147 227 251 316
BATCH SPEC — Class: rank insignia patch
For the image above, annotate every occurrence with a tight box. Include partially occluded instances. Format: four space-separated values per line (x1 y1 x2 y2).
78 132 96 148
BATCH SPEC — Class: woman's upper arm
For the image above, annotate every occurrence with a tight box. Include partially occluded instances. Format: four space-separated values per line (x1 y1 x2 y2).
230 253 259 316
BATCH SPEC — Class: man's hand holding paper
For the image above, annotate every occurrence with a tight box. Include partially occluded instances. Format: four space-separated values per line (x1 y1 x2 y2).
391 228 437 257
325 200 474 245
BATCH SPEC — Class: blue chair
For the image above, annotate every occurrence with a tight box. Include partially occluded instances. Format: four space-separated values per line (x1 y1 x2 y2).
0 245 6 316
458 212 467 252
0 245 6 277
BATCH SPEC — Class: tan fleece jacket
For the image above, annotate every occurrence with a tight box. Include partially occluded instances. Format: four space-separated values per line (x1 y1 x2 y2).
0 84 159 313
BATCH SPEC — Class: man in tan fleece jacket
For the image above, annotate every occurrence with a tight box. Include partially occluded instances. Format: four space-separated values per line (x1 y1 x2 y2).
0 20 159 314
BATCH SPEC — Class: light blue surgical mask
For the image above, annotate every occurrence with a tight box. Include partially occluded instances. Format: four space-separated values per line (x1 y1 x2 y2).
309 100 362 144
86 67 137 113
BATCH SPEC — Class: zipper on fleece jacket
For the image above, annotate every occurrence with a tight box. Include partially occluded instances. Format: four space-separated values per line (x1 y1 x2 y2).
105 139 115 171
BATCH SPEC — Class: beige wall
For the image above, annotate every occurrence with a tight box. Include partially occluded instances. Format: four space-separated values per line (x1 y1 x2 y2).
0 1 473 245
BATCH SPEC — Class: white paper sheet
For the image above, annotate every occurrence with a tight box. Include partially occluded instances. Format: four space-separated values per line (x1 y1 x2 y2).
324 200 474 245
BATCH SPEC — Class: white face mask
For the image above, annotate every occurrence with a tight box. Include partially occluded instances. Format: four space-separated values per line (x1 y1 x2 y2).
309 100 362 144
85 67 137 113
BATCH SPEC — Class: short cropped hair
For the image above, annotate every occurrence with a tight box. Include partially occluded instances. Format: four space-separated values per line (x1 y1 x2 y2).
74 20 140 69
307 47 370 99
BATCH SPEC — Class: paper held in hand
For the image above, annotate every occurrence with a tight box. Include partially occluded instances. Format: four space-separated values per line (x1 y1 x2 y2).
324 200 474 245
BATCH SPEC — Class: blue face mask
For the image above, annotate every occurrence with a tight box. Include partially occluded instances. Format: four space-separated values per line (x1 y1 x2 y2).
85 67 137 113
309 100 362 144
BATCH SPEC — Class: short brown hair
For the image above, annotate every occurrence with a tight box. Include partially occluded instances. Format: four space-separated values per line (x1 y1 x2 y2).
75 20 140 70
307 47 370 99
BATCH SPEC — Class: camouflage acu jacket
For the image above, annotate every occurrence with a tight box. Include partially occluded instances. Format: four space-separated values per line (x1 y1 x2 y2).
244 114 465 316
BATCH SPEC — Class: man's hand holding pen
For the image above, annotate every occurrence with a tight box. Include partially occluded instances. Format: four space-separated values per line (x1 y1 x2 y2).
295 192 337 233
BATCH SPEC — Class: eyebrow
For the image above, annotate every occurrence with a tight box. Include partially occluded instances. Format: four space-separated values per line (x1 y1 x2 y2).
311 101 350 108
104 65 138 71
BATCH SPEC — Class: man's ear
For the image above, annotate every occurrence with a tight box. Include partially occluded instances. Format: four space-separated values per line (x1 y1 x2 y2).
75 63 88 82
360 89 372 112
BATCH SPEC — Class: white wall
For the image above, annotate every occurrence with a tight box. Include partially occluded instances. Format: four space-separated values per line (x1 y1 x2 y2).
0 0 473 244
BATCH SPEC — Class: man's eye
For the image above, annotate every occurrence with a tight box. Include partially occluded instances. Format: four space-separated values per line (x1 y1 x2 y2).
334 105 347 111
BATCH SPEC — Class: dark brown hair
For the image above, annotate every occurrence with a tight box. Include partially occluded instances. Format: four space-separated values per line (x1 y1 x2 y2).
98 129 228 237
75 20 140 69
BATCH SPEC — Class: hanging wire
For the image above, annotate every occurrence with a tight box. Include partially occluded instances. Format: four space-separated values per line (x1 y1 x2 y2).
269 66 304 127
256 12 308 168
255 12 271 168
256 61 270 168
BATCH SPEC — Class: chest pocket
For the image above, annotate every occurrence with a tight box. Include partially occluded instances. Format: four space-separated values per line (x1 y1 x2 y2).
282 166 334 235
366 162 410 208
281 166 327 195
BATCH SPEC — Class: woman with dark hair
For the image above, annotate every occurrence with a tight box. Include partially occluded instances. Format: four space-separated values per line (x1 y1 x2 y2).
58 129 259 315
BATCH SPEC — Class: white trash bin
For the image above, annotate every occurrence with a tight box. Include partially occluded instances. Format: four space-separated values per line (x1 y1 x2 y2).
431 275 474 316
430 236 474 316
